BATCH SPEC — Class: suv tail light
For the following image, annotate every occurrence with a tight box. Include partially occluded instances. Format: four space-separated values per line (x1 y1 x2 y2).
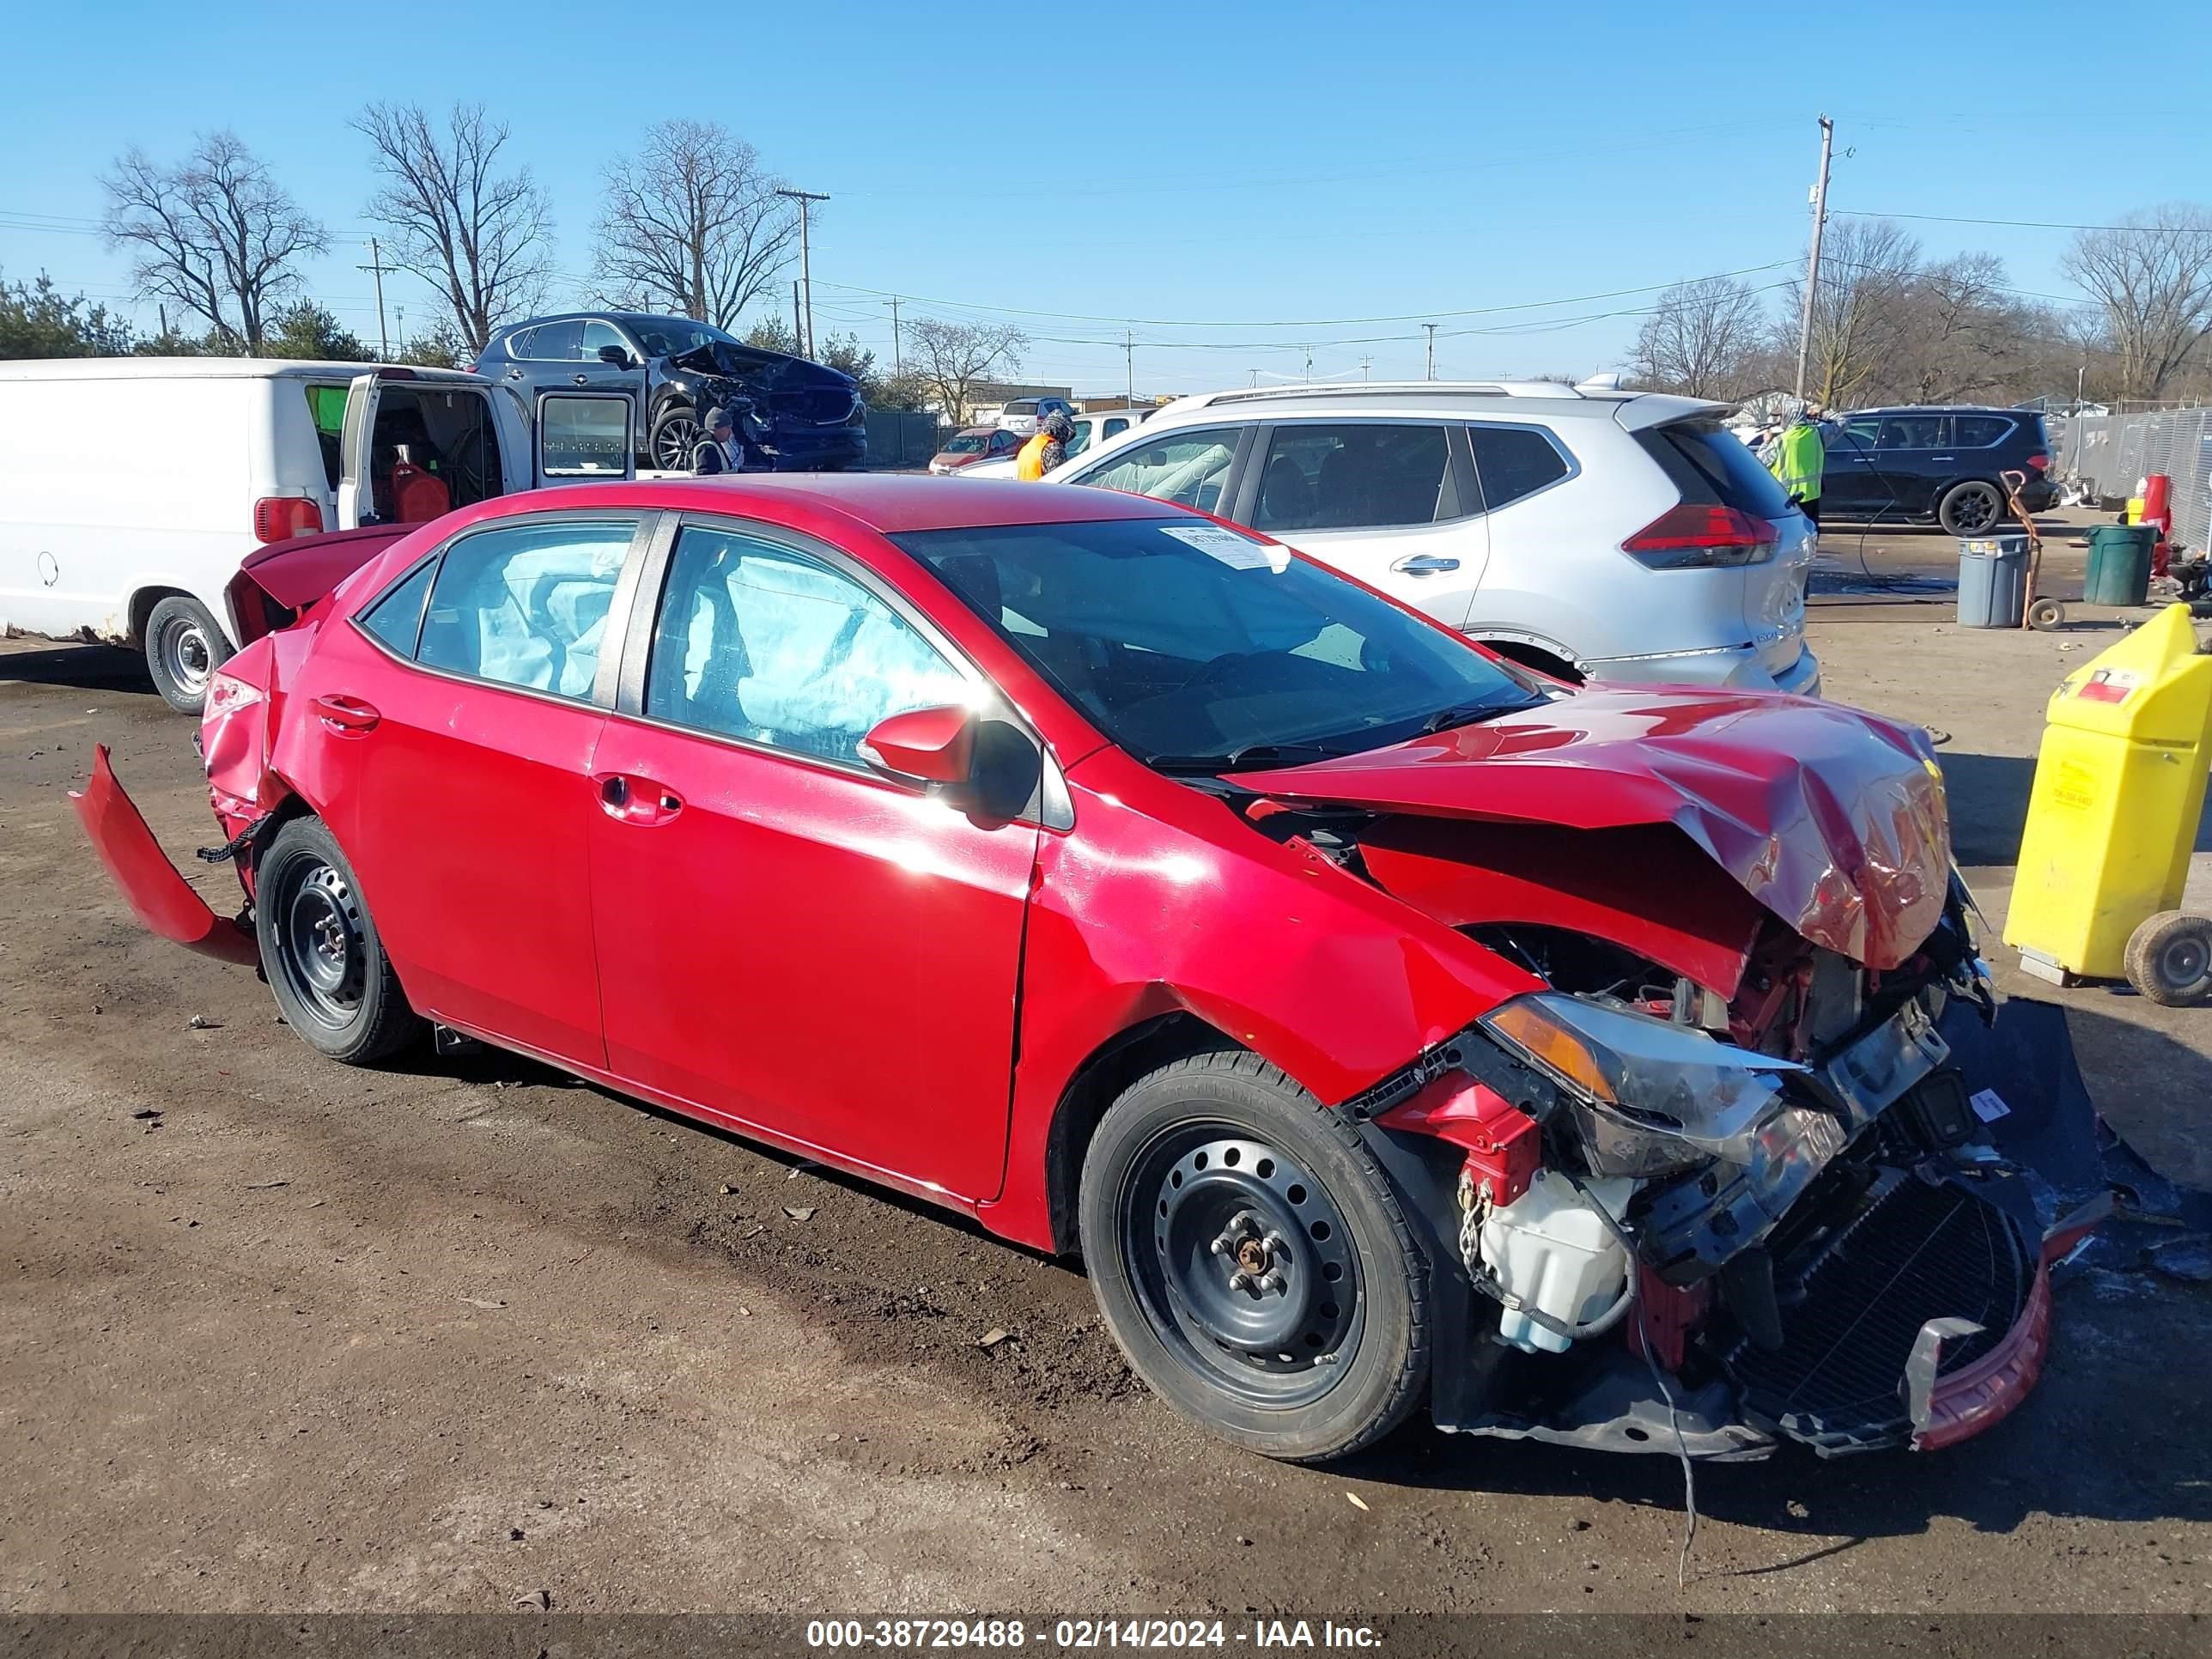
253 496 325 544
2026 453 2051 474
1623 503 1777 569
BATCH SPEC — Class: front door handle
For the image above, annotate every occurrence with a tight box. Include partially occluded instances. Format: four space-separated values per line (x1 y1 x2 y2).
312 694 380 734
1394 554 1462 576
574 374 589 386
594 772 684 826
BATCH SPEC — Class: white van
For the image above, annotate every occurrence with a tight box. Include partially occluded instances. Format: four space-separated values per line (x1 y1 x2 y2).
0 357 635 711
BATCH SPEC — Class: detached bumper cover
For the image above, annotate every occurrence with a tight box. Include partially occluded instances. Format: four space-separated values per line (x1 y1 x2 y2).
70 745 256 967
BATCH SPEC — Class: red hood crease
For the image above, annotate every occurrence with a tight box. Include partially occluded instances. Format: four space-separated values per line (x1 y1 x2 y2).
1225 688 1952 970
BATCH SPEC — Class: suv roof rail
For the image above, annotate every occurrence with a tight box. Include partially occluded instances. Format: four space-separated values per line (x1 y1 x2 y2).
1179 380 1585 409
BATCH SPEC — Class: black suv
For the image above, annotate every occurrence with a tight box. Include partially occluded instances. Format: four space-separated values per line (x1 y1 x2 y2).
475 313 866 472
1820 405 2056 533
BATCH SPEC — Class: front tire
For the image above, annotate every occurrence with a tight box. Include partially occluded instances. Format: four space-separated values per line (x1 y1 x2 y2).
255 817 422 1063
1938 479 2006 536
1078 1050 1429 1462
144 595 233 715
649 405 701 471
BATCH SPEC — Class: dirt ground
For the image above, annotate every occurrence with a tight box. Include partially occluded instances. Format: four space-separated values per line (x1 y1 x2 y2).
3 507 2209 1620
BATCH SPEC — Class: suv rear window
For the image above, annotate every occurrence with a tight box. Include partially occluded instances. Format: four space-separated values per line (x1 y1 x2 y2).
1467 426 1570 509
1636 420 1790 518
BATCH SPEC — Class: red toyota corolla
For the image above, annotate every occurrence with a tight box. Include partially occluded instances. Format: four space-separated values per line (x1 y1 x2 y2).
76 475 2094 1464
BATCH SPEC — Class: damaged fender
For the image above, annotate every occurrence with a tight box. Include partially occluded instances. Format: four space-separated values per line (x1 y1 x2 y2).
70 746 257 966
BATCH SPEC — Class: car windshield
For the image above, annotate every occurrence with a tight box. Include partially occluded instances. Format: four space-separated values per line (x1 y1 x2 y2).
943 433 990 454
628 319 738 357
892 518 1545 771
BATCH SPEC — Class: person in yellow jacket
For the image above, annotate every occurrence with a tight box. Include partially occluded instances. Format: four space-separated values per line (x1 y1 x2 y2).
1768 401 1826 526
1016 410 1079 480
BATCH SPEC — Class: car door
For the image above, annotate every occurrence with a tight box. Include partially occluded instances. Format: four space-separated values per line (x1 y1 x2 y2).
1871 414 1951 515
1225 420 1480 629
532 390 636 484
584 515 1042 1200
302 510 652 1067
1823 415 1883 513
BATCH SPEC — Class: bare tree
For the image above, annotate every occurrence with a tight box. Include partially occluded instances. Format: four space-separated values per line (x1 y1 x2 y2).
901 317 1028 424
101 131 325 352
593 121 798 328
355 103 554 356
2061 204 2212 399
1785 216 1920 407
1631 276 1766 398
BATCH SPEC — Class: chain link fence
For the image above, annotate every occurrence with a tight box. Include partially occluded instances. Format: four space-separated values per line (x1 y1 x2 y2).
2056 407 2212 551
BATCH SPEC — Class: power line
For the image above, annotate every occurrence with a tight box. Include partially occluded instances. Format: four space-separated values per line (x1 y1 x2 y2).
1834 210 2212 234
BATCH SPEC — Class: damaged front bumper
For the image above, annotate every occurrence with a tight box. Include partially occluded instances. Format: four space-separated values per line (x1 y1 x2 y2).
69 745 255 967
1369 993 2118 1461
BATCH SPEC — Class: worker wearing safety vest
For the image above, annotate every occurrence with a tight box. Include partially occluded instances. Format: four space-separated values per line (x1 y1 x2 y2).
1768 402 1826 526
1017 410 1078 481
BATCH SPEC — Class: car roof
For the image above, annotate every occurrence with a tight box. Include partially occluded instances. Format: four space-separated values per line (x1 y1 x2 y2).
481 474 1186 534
1137 381 1724 428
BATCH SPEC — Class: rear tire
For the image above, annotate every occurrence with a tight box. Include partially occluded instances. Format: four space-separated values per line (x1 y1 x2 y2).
255 817 422 1063
1938 480 2006 536
1077 1049 1429 1462
144 595 232 715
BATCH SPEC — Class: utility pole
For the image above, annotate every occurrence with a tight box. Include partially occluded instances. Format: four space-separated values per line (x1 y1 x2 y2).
793 281 804 349
775 187 830 356
394 304 405 354
1423 324 1437 380
1125 328 1134 406
358 236 398 362
1792 115 1835 403
1359 356 1372 382
889 296 902 376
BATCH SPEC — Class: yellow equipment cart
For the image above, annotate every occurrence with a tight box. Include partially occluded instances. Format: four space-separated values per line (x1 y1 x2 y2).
2003 604 2212 1005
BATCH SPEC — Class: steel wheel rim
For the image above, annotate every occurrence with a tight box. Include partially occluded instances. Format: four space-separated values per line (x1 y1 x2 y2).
2160 933 2209 990
1120 1120 1362 1409
1953 486 2000 532
160 614 214 696
655 414 701 469
275 860 365 1029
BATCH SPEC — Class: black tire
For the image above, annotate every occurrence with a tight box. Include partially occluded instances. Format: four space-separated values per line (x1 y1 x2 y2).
649 404 701 471
143 594 233 715
1938 479 2007 536
254 817 422 1063
2125 911 2212 1007
1078 1050 1429 1462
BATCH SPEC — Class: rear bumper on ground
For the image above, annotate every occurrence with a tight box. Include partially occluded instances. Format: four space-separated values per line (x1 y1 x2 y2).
69 745 255 966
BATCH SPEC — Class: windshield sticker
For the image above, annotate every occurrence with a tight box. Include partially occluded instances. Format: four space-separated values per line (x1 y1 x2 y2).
1161 524 1286 572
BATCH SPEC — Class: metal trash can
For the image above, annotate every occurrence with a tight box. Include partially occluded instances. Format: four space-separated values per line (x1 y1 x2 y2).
2085 523 2156 606
1957 534 2030 628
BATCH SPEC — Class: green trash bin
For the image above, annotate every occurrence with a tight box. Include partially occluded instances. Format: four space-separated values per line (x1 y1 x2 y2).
2086 523 2155 605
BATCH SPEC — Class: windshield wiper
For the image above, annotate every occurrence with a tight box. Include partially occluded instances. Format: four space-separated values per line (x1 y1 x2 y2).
1419 696 1542 735
1148 741 1345 775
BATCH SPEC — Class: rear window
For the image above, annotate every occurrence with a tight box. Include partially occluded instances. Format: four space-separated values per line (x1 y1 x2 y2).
1467 425 1570 509
304 384 347 490
1636 420 1790 518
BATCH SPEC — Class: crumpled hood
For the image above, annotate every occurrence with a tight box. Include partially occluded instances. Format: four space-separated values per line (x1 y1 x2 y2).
1224 687 1952 969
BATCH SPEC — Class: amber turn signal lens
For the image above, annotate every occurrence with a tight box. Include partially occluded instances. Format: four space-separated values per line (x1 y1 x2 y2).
1485 1000 1616 1103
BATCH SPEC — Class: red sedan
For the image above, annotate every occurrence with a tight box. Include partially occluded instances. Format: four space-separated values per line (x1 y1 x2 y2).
76 475 2088 1463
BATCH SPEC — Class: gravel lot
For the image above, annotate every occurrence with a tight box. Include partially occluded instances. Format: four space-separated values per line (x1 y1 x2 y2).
3 507 2208 1618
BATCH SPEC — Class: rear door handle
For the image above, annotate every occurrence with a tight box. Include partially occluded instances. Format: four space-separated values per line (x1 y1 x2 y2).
1394 555 1462 576
595 772 684 826
312 694 380 734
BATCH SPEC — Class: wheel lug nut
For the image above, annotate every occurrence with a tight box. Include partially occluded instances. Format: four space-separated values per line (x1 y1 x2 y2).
1227 1271 1253 1291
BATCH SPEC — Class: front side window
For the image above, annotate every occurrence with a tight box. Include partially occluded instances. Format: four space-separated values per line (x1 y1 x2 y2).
580 319 630 361
1467 425 1570 509
1251 423 1449 532
412 519 635 700
1878 415 1948 449
896 517 1540 769
645 526 969 765
1077 426 1239 514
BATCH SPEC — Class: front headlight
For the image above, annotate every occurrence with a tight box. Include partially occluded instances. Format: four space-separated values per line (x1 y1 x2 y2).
1480 993 1811 1178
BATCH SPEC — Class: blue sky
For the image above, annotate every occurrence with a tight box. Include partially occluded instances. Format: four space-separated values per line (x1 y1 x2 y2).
3 0 2205 395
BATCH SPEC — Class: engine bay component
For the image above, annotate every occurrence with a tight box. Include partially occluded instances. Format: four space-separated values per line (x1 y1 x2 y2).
1478 1170 1637 1354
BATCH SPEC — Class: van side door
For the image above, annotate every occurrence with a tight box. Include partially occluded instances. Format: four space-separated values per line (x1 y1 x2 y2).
532 392 636 488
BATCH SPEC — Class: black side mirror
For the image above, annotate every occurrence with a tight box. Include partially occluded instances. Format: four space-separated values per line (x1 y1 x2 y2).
597 344 634 368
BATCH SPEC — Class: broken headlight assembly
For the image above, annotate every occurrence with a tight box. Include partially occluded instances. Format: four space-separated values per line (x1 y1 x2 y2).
1479 993 1835 1179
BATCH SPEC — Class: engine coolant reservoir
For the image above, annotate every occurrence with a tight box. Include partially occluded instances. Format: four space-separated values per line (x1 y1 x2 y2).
1479 1170 1637 1354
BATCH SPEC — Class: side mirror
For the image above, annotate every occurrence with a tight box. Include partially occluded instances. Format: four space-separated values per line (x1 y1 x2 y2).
858 705 975 786
598 344 635 368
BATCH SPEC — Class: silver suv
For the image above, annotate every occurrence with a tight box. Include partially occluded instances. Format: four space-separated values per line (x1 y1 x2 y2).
1042 381 1820 695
